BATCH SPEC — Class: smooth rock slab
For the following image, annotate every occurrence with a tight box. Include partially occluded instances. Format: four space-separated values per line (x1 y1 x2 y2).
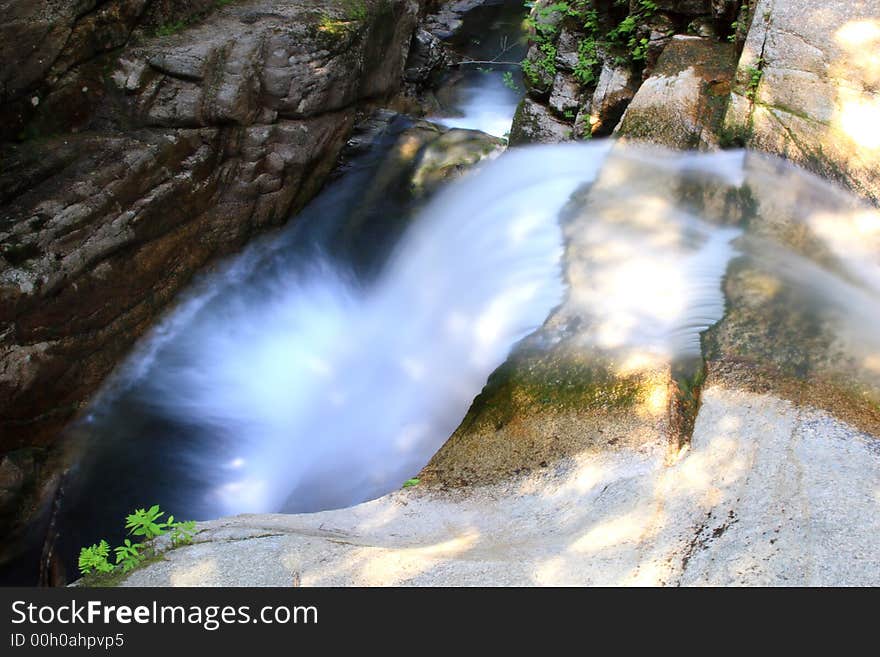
121 387 880 586
617 36 736 149
723 0 880 204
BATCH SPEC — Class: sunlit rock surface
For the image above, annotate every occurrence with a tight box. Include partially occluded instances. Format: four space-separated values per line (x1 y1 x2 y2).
724 0 880 203
120 386 880 586
509 97 573 145
100 143 880 587
617 36 736 149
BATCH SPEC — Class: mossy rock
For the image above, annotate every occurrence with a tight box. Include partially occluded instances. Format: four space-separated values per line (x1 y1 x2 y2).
420 340 671 488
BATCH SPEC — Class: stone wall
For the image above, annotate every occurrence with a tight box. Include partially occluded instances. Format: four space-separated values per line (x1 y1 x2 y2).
0 0 422 574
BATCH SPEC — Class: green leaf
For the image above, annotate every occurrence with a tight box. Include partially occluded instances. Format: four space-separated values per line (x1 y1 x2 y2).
79 540 113 576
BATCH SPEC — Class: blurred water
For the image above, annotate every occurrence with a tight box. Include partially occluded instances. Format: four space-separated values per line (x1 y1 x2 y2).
432 0 527 136
54 141 880 587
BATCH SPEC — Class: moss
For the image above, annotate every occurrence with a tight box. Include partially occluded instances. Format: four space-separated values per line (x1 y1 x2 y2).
77 552 169 588
719 118 752 148
152 0 241 38
458 350 646 436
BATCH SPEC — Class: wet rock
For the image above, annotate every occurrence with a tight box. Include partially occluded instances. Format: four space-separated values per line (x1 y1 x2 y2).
617 36 736 149
421 142 880 497
0 0 420 474
688 16 718 39
649 0 711 15
409 127 504 195
422 147 736 487
703 154 880 437
423 0 486 40
554 26 582 72
548 72 582 117
419 338 672 488
723 0 880 204
405 29 449 85
643 12 678 74
509 97 573 145
588 62 640 136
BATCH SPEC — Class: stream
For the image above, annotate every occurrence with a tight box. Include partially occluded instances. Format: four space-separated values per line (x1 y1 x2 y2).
20 0 880 586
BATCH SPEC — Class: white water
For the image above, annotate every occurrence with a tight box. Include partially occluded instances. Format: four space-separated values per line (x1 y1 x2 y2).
437 71 522 137
78 142 880 523
121 143 614 515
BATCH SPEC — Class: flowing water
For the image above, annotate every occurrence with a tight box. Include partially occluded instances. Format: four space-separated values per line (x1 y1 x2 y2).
431 0 527 136
54 139 880 581
25 3 880 585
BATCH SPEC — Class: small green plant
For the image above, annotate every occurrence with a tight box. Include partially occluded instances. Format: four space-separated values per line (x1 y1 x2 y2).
114 539 145 573
522 41 558 86
78 540 113 576
745 58 764 100
168 518 197 547
402 478 420 488
728 20 739 42
343 0 368 21
125 504 169 539
77 505 197 581
573 37 599 85
155 20 186 37
502 71 520 91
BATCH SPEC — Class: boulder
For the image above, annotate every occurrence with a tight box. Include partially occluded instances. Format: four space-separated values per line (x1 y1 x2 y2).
554 25 582 72
509 97 573 145
409 127 505 195
422 0 485 40
723 0 880 204
617 36 736 149
404 29 449 85
548 72 582 117
588 62 640 136
649 0 712 15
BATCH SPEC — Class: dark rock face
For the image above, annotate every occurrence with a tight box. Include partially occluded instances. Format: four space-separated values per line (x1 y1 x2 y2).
616 36 736 149
649 0 711 15
0 0 421 572
405 28 449 85
511 0 748 144
509 97 573 145
1 0 419 450
0 0 223 141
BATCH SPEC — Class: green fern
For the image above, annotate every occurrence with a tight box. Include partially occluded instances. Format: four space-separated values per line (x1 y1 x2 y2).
114 539 145 573
125 504 169 539
78 540 113 576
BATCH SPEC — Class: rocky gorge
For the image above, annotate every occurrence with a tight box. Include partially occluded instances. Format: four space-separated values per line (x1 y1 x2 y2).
1 0 879 586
